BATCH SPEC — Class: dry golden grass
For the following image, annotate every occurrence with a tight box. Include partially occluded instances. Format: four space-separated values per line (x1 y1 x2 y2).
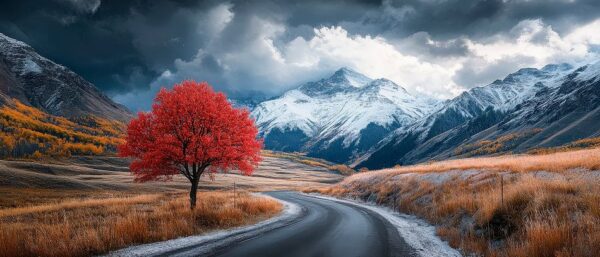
528 137 600 155
0 194 161 218
0 155 344 195
327 164 356 175
0 154 338 257
314 148 600 257
0 191 282 257
365 147 600 176
261 150 355 175
0 188 138 208
453 129 543 157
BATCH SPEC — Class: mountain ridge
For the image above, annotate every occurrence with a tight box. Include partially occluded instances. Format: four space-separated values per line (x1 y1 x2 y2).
355 61 600 169
0 33 132 122
251 67 440 163
244 61 600 170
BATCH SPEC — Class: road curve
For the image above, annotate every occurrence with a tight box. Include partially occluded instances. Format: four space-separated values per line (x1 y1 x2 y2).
202 191 416 257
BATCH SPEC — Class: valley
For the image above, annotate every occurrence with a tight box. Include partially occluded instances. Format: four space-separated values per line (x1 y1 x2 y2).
0 154 345 257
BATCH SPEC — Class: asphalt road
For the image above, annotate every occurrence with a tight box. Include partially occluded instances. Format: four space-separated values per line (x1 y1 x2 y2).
205 191 417 257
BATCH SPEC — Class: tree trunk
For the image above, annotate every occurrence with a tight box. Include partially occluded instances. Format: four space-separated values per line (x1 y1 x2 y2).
189 178 199 210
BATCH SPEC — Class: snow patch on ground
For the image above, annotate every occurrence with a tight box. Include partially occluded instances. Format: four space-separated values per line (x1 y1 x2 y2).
101 194 301 257
21 57 42 75
308 194 463 257
576 61 600 83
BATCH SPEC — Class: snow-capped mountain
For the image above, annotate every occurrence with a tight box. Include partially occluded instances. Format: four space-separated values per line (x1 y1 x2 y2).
355 62 594 169
494 62 600 149
0 33 132 121
415 63 574 140
251 67 440 163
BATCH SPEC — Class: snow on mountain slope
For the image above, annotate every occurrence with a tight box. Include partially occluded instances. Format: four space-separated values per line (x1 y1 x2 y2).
496 61 600 146
251 68 440 162
421 61 600 162
574 61 600 83
356 63 577 169
410 63 573 139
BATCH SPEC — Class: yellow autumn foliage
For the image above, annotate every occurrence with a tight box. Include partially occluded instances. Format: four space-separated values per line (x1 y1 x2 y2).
0 99 126 158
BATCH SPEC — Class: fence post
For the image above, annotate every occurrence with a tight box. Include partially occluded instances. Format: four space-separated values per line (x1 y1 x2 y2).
234 181 237 209
500 174 504 208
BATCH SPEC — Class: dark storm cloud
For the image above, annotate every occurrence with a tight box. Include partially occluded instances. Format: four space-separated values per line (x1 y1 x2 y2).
0 0 155 94
0 0 222 95
356 0 600 40
0 0 379 97
393 32 471 60
0 0 599 109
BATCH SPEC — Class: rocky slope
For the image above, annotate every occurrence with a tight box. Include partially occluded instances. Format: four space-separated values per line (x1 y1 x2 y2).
356 62 600 169
0 33 132 121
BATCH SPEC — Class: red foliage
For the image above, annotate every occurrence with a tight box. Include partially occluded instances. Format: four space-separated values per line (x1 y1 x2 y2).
119 81 262 207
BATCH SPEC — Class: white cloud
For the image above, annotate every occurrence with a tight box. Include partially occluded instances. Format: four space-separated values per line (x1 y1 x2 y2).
114 14 600 110
453 18 600 87
292 26 459 98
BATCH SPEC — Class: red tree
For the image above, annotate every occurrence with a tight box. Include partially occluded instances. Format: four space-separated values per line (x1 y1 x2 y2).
119 81 262 209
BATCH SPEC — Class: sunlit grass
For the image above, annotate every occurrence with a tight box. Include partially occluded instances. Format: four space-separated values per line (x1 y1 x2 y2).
312 148 600 257
361 147 600 176
0 191 282 257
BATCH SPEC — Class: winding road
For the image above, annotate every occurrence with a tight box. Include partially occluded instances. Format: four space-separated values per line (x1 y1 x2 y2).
160 191 417 257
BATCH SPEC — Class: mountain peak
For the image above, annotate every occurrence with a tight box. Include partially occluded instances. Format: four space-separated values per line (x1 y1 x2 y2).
334 66 358 75
297 67 372 96
497 63 575 86
328 67 372 88
0 33 31 49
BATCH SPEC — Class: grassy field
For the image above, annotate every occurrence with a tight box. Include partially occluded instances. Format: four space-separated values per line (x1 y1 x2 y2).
0 154 344 193
0 191 281 257
312 148 600 257
262 150 357 175
0 153 344 257
375 147 600 174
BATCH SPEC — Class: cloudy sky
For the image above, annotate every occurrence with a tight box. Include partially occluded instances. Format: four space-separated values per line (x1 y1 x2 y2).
1 0 600 111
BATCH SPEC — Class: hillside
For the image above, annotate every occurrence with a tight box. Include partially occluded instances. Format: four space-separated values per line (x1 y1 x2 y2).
356 62 600 169
0 33 133 159
0 33 132 121
313 148 600 257
249 62 600 170
0 99 125 158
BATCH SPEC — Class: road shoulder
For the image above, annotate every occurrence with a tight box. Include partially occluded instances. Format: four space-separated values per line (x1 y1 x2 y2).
306 193 462 257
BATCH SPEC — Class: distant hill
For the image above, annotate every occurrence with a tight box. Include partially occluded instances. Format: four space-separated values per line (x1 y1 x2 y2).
0 33 131 158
